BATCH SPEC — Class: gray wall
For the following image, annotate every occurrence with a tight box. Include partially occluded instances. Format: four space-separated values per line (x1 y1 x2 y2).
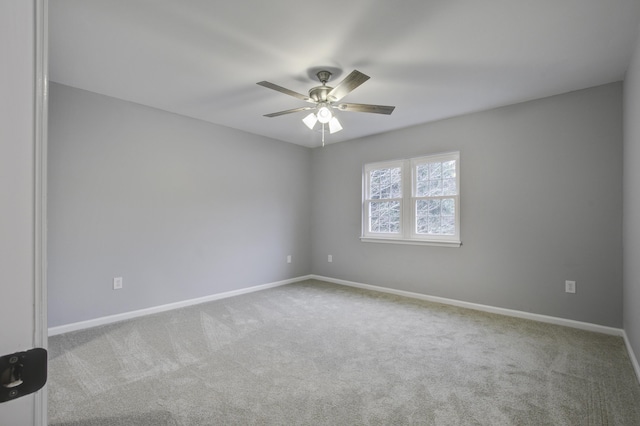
624 27 640 361
48 83 311 327
311 83 623 327
49 82 625 329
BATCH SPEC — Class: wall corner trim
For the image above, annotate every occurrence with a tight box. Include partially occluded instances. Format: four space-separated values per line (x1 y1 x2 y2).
48 275 313 336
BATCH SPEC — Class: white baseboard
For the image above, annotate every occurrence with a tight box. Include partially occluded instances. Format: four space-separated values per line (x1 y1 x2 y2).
48 275 313 336
623 331 640 383
49 273 638 383
310 275 624 337
49 273 626 340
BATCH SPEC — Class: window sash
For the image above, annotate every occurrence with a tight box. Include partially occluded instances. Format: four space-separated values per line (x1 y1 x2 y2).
410 195 460 241
410 153 460 242
366 199 403 235
363 160 404 238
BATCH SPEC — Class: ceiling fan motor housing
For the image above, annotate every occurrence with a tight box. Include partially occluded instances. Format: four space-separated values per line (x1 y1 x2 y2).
309 85 333 102
309 70 335 102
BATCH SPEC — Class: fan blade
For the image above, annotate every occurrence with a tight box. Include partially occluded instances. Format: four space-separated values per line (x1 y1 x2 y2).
336 103 395 115
257 81 314 103
264 106 314 118
326 70 370 102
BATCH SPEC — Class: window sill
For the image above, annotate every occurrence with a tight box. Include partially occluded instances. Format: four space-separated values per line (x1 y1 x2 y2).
360 237 462 248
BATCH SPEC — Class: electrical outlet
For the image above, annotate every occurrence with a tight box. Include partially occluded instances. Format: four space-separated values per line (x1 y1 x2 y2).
328 254 333 263
113 277 123 290
565 280 576 294
287 255 292 264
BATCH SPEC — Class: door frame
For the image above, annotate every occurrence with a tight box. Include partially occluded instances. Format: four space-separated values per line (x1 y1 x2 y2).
34 0 48 424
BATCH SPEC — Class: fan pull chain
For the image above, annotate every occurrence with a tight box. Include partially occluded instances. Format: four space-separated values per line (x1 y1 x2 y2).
322 123 325 147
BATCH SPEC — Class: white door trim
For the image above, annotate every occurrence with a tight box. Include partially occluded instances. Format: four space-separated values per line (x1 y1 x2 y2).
34 0 48 424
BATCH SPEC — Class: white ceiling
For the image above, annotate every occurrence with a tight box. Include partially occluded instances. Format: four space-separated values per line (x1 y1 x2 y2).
49 0 640 148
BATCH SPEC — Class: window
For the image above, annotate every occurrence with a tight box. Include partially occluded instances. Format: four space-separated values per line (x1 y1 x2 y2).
362 152 460 247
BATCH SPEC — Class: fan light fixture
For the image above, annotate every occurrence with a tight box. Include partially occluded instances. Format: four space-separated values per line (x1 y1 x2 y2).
302 103 343 146
316 104 332 123
302 113 317 129
328 116 342 133
303 104 341 131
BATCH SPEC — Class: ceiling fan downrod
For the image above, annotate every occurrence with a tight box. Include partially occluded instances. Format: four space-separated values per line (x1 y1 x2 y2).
316 70 332 85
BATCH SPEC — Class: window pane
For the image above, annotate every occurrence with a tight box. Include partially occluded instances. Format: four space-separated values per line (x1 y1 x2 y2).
443 178 457 196
442 160 456 179
416 181 427 197
369 201 401 233
441 198 455 216
428 216 441 233
416 200 429 233
441 216 455 235
369 167 401 200
428 199 441 215
415 165 428 196
417 164 429 181
416 198 456 236
429 162 442 180
370 171 381 199
416 215 428 234
390 168 401 198
415 160 457 197
427 180 442 196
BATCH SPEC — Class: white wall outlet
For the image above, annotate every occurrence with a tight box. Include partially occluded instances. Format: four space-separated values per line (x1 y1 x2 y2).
565 280 576 294
113 277 123 290
328 254 332 263
287 255 292 264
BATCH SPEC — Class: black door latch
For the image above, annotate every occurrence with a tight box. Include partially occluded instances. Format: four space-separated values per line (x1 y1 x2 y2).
0 348 47 403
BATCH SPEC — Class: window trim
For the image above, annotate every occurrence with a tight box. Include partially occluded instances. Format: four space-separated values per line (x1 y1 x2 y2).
361 151 461 247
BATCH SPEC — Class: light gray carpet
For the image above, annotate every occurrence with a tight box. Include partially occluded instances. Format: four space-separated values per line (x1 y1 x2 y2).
48 280 640 425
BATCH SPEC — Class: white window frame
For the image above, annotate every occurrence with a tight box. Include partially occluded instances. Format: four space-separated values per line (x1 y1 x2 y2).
361 151 461 247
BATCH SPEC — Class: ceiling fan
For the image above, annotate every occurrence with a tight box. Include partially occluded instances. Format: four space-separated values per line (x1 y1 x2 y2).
257 70 395 145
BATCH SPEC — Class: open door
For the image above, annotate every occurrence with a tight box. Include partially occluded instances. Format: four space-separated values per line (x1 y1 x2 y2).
0 0 48 425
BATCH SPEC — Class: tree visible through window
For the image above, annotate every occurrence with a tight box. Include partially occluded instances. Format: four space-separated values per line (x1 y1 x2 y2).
363 152 460 246
368 167 402 233
414 159 457 236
